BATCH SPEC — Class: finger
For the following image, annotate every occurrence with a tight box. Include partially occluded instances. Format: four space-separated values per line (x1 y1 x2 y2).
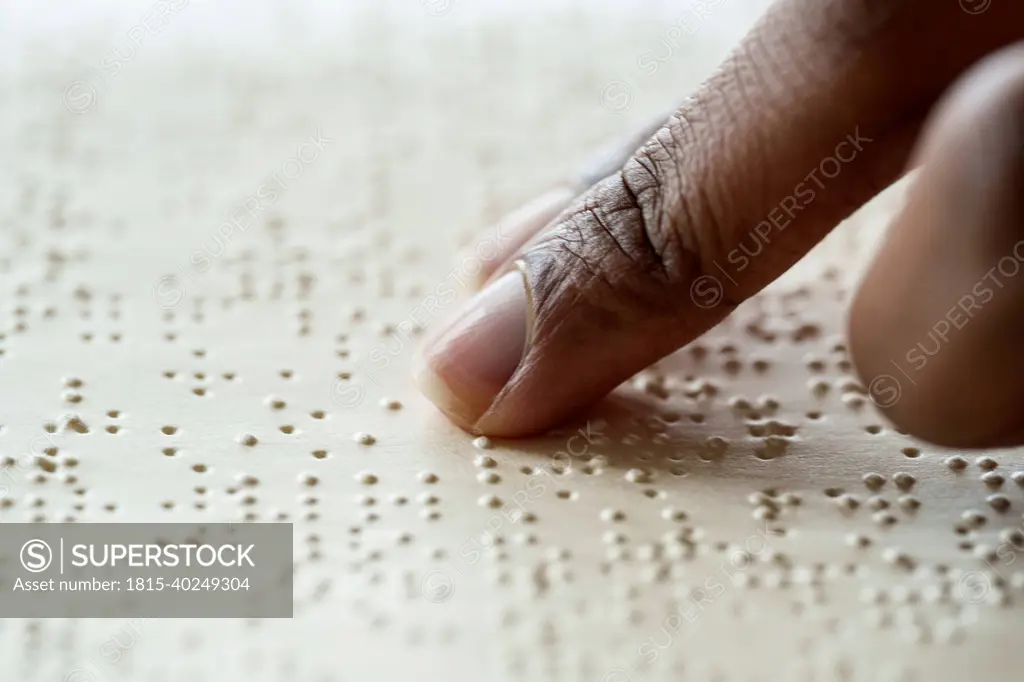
467 111 672 290
850 43 1024 449
415 0 1024 436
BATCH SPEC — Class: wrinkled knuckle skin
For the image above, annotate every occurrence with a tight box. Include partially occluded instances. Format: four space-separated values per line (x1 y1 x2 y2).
520 172 692 330
515 121 734 349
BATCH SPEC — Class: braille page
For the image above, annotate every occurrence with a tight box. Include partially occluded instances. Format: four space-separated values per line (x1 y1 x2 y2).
0 0 1019 680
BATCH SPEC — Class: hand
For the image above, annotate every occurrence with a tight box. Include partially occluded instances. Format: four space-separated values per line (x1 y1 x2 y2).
412 0 1024 446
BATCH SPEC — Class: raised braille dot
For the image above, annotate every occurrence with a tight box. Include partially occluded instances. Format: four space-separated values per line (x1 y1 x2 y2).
846 533 871 548
478 494 502 508
661 507 687 522
897 495 920 512
418 472 439 484
988 494 1011 513
472 436 493 450
835 494 860 511
882 547 914 569
161 425 178 435
477 471 500 485
238 434 258 447
977 456 998 471
353 432 376 445
982 471 1004 488
474 455 497 469
355 471 378 485
600 508 626 523
779 492 802 506
862 473 885 490
872 511 897 527
379 398 402 410
946 456 968 472
867 496 889 511
893 472 915 491
961 510 987 527
625 468 652 484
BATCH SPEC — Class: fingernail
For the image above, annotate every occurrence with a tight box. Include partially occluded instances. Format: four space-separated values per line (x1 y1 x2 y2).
413 270 529 427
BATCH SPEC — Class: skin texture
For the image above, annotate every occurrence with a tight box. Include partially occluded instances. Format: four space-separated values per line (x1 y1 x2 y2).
413 0 1024 445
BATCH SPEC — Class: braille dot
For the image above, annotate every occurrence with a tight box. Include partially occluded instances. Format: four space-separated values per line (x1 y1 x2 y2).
872 511 897 527
862 472 885 490
354 432 376 445
312 450 328 459
472 436 493 450
625 468 652 484
987 495 1011 513
866 496 888 510
892 472 915 491
600 508 626 523
946 456 968 472
897 495 920 512
961 510 987 527
355 471 378 485
835 494 860 511
418 472 439 484
882 547 914 569
239 434 258 447
161 425 178 435
901 447 920 458
982 471 1004 488
977 456 998 471
779 492 802 506
846 533 871 548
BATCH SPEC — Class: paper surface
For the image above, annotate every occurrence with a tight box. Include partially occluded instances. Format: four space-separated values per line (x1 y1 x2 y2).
0 1 1018 680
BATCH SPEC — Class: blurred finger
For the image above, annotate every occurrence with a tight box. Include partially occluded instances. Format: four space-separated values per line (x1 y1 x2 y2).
851 44 1024 448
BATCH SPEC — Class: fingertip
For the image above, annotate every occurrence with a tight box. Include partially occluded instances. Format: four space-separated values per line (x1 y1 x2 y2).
412 270 531 432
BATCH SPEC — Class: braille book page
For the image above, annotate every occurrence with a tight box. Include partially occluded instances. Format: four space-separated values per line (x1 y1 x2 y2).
0 0 1018 680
